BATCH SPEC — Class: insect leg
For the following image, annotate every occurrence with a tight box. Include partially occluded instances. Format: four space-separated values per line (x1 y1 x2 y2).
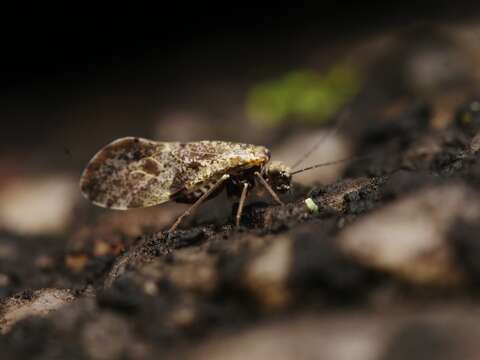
235 182 249 227
167 174 231 233
254 171 284 206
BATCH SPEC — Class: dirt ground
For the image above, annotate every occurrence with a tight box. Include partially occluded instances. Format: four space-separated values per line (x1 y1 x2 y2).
2 19 480 359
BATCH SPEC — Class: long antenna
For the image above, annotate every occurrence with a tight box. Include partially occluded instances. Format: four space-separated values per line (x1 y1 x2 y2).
291 154 372 175
291 109 351 170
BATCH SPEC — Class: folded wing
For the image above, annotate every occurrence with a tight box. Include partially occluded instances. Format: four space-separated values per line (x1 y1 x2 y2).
80 137 179 209
80 137 269 209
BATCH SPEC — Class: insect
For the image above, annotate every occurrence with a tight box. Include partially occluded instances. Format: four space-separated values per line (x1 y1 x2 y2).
80 128 353 233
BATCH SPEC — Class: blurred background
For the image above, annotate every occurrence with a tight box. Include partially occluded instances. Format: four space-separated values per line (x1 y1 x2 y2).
2 5 478 162
2 5 480 359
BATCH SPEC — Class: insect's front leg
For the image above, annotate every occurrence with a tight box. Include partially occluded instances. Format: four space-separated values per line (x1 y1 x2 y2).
254 171 284 205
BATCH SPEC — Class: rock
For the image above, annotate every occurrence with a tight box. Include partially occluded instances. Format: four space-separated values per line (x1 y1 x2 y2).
0 288 75 334
82 312 132 360
187 313 387 360
187 306 480 360
0 273 10 287
469 130 480 153
0 175 78 236
405 45 471 99
242 235 293 308
154 111 214 142
135 247 219 295
338 184 480 286
271 130 352 186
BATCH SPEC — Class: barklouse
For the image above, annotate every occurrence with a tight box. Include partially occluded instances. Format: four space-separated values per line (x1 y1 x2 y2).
80 134 354 232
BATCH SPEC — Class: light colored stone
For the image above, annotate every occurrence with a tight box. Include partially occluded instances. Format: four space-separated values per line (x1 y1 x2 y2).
0 175 78 236
188 306 480 360
242 236 293 308
271 131 352 186
137 248 219 295
339 184 480 285
188 313 386 360
470 131 480 153
83 312 131 360
154 111 213 142
0 288 75 334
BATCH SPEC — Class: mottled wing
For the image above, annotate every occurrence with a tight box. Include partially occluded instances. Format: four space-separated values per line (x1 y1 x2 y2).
170 141 270 191
80 137 180 209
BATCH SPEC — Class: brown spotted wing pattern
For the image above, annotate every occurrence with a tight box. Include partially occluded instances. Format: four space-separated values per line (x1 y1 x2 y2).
80 137 270 210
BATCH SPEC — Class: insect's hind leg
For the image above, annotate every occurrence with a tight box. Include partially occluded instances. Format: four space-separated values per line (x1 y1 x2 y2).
167 174 230 233
235 182 249 227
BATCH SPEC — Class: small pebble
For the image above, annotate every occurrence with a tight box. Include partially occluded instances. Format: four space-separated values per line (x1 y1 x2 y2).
304 198 319 214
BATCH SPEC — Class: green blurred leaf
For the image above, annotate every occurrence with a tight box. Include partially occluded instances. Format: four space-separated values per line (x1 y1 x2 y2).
246 63 363 127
